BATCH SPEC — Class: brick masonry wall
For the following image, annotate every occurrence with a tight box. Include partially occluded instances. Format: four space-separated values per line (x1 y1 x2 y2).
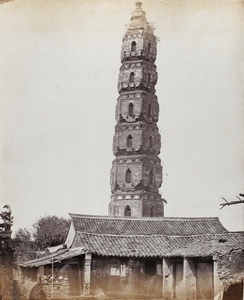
0 263 13 299
14 266 37 300
0 246 14 300
41 265 70 298
217 249 244 289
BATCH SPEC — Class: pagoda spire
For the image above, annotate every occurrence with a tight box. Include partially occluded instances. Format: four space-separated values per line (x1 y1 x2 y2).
109 3 164 218
128 2 153 33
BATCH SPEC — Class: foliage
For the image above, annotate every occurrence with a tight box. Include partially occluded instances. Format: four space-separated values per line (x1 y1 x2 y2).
13 215 70 263
13 228 36 263
33 215 70 250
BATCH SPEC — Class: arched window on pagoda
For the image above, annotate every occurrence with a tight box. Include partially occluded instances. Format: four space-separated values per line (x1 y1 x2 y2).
128 103 134 115
149 170 153 185
148 104 152 116
148 42 151 53
150 206 155 217
148 73 151 84
130 72 135 82
124 205 131 217
131 41 136 52
126 169 132 183
149 136 153 148
127 135 132 148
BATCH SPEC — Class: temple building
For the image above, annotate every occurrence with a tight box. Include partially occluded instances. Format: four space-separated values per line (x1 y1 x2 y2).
18 3 244 300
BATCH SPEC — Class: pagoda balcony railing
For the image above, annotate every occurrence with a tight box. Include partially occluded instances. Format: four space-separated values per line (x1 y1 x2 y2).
122 82 140 88
119 81 155 93
117 113 158 124
121 50 156 62
111 180 160 193
114 146 160 156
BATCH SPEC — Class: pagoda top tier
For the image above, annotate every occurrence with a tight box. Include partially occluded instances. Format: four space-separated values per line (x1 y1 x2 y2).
128 2 154 34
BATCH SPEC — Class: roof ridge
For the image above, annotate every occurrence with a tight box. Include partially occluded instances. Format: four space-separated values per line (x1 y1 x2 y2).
77 231 231 238
69 213 221 221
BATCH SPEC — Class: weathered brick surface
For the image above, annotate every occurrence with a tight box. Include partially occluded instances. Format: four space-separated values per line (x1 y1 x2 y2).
41 266 70 298
217 249 244 289
0 262 13 299
0 242 14 299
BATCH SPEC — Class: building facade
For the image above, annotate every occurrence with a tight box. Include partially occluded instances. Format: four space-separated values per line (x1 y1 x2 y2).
109 2 165 218
20 214 244 299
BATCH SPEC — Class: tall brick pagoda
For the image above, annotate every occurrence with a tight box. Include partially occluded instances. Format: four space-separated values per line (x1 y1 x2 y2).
109 2 164 218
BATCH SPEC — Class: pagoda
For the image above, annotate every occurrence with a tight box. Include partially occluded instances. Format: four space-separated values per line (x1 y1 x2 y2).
109 2 164 217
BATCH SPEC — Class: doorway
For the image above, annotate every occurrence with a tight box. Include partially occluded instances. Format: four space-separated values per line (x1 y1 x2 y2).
144 259 157 294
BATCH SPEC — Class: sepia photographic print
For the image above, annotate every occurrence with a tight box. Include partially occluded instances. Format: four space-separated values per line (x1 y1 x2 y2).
0 0 244 299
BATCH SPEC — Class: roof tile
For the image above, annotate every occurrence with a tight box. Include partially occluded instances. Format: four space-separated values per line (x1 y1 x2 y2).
74 232 244 257
69 214 228 236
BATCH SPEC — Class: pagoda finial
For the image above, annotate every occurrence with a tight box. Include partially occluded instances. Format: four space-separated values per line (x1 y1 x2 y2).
129 2 154 33
135 2 142 9
131 2 145 19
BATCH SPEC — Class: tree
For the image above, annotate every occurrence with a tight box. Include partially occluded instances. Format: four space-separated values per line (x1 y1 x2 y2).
13 228 36 263
13 215 70 263
220 194 244 209
33 215 70 250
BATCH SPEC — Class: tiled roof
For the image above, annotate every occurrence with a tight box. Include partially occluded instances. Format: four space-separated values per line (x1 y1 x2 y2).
20 247 85 268
169 233 244 257
67 214 242 258
20 232 244 267
69 214 228 236
72 232 244 258
20 212 242 266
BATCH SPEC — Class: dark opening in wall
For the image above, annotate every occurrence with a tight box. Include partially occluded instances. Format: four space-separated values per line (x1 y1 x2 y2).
150 206 155 217
148 43 151 53
130 72 135 82
126 169 132 183
124 205 131 217
148 104 151 116
223 283 243 300
148 73 151 84
131 41 136 52
127 135 132 148
128 103 134 115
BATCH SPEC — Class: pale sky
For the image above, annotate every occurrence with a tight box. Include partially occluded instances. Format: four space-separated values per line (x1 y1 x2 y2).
0 0 243 234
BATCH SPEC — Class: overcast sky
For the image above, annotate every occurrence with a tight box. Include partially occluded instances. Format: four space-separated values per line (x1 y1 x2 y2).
0 0 243 233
